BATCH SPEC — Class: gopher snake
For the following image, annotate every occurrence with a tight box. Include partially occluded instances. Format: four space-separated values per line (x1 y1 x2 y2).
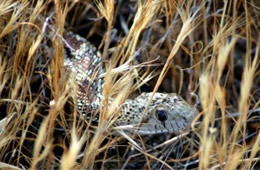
63 32 198 135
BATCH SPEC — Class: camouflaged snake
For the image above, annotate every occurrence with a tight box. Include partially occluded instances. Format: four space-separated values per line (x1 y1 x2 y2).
63 32 198 135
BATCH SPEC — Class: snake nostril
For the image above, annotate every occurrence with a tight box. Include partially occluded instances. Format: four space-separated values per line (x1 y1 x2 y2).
173 97 178 103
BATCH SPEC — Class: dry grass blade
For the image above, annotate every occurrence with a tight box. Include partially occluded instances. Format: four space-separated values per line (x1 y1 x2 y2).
31 114 52 168
0 0 18 16
96 0 114 58
0 162 22 170
60 129 87 170
0 1 27 39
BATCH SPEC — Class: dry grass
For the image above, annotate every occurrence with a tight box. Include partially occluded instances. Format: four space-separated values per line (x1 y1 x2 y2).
0 0 259 169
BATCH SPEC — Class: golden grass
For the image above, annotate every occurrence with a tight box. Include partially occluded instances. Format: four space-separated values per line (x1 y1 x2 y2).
0 0 259 169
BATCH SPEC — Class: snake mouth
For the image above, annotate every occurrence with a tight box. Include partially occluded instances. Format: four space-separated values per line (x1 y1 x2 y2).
113 124 166 135
112 120 191 135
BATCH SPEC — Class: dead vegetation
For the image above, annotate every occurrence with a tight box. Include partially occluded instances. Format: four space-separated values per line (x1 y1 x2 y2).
0 0 259 169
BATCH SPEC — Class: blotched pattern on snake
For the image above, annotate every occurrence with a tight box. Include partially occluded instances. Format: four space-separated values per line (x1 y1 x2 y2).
63 32 198 135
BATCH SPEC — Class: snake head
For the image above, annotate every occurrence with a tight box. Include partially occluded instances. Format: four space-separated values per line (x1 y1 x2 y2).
116 93 198 135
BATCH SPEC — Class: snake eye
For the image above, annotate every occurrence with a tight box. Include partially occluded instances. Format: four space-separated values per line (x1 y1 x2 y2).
156 108 168 122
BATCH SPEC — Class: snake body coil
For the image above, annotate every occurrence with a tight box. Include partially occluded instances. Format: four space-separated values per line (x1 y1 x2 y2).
63 32 198 135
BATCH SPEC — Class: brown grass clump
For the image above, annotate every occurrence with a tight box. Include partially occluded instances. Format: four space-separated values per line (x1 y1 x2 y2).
0 0 259 169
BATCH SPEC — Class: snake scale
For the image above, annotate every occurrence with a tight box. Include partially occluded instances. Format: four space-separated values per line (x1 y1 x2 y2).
63 32 198 135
